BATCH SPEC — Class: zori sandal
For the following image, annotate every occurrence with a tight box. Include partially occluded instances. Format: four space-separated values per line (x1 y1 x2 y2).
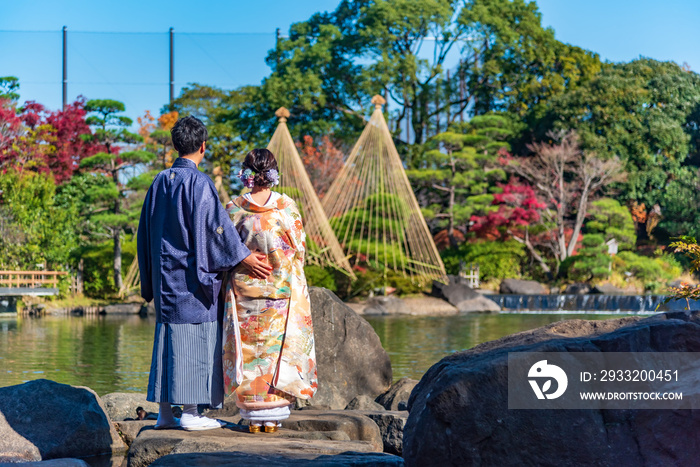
264 421 282 433
249 422 262 433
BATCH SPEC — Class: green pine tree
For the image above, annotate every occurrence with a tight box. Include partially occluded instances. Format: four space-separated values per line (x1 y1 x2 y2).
80 99 155 293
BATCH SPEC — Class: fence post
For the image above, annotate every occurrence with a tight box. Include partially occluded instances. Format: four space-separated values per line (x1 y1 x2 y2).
169 27 174 104
62 26 67 110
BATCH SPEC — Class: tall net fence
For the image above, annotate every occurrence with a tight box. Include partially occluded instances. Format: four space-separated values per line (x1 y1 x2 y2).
0 29 277 121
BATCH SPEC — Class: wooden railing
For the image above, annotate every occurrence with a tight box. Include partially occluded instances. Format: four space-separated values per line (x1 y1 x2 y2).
0 270 68 289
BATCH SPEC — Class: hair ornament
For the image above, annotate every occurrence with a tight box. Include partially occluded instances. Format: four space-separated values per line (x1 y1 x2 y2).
265 168 280 187
238 168 256 188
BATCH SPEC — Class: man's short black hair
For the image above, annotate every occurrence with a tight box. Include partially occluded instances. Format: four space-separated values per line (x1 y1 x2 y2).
171 116 208 155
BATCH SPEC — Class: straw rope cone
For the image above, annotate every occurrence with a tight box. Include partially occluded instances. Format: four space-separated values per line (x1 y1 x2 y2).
267 108 356 278
322 96 447 284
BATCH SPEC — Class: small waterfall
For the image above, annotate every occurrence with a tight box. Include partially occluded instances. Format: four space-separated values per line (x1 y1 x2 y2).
485 294 699 314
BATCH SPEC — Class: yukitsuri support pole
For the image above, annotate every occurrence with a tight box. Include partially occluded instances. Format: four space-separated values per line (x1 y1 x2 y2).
120 257 141 298
322 95 447 285
267 108 355 278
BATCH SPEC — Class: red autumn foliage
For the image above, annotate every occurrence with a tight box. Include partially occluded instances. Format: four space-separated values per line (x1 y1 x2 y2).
0 97 99 183
296 135 344 198
433 228 466 251
470 178 546 240
44 98 101 183
0 99 54 175
0 100 22 154
471 177 583 257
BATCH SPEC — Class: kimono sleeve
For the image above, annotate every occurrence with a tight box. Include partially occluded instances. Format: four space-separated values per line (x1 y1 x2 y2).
137 185 154 302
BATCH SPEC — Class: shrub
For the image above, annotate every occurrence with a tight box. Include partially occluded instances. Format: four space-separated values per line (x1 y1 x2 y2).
304 265 338 292
568 234 611 282
586 198 636 251
440 240 526 281
75 238 136 298
614 251 681 292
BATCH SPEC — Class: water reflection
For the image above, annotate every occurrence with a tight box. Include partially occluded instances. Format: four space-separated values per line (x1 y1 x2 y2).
0 314 155 395
0 312 631 392
363 313 628 381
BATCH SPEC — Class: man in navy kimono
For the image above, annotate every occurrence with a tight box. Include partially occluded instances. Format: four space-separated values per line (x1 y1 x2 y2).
138 116 272 431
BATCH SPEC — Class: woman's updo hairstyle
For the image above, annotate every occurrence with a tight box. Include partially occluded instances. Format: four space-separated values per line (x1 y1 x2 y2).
241 148 279 187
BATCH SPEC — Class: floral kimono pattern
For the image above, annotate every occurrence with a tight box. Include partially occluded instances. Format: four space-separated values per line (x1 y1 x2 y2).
223 193 317 410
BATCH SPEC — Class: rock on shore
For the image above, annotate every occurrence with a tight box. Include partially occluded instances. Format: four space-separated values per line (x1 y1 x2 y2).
432 276 500 312
102 392 159 421
307 287 393 409
0 379 126 462
358 410 408 456
375 378 418 411
403 311 700 466
499 278 548 294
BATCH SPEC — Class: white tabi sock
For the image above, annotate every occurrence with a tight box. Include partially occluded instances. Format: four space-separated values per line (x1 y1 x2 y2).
157 402 175 424
180 404 224 431
182 404 198 417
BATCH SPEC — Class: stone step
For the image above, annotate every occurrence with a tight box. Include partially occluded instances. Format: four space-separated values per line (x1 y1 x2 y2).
150 451 404 466
125 411 386 467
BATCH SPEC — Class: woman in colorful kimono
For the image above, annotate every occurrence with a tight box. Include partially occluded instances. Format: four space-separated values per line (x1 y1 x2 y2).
223 148 317 433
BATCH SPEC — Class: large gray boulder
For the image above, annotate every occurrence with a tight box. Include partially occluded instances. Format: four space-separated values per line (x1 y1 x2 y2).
9 460 91 467
307 287 392 409
0 411 42 462
359 410 408 456
101 392 159 421
0 380 126 461
403 311 700 466
375 378 419 411
345 395 385 411
363 296 405 315
564 282 591 294
499 278 548 294
432 276 500 312
103 303 142 314
591 283 626 294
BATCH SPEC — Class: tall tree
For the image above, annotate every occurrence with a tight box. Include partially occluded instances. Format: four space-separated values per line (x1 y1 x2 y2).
0 169 78 270
408 113 511 248
0 76 20 101
0 100 55 175
13 98 99 183
167 84 262 182
470 177 551 273
509 130 625 263
264 0 599 150
81 99 154 291
296 135 345 198
537 59 700 238
138 110 177 169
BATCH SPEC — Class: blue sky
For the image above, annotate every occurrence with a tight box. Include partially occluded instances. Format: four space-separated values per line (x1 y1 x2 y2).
1 0 698 124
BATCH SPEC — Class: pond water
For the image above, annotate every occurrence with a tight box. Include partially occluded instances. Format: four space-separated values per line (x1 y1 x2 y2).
0 311 640 395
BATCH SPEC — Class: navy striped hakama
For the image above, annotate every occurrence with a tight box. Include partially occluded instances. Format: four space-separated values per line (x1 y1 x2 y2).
147 321 224 408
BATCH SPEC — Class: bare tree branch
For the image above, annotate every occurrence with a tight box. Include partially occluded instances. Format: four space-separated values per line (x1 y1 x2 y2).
510 130 624 264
